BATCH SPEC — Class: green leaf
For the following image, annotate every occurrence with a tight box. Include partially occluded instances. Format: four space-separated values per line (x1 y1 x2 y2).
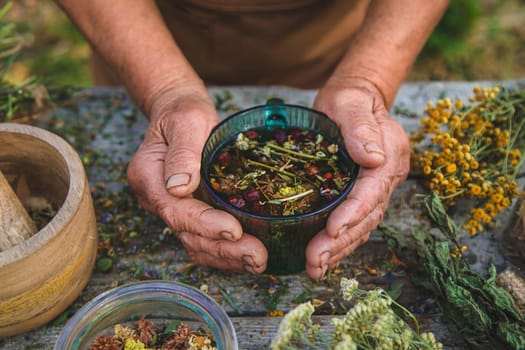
443 278 492 334
387 283 404 301
423 193 459 242
496 322 525 350
96 257 113 272
294 289 312 304
163 320 181 334
0 3 13 21
378 223 408 251
219 285 242 314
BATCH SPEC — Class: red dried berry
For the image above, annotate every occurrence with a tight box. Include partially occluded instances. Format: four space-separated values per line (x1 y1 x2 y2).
217 151 232 167
323 172 333 180
245 130 259 139
307 165 319 176
291 128 302 140
305 131 315 140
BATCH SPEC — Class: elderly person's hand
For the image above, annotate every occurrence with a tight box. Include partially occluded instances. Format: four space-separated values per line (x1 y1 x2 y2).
127 83 268 274
305 78 410 279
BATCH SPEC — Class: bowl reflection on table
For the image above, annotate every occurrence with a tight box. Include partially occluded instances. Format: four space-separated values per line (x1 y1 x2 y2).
54 281 238 350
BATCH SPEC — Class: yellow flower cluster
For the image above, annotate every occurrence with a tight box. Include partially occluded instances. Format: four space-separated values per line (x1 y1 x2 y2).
410 86 525 236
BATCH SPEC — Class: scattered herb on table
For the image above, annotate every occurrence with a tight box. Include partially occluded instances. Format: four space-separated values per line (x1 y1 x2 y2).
213 90 240 113
89 316 217 350
209 127 352 216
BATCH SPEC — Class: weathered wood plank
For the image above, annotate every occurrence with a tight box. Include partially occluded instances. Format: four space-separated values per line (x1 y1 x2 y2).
2 81 525 349
0 314 466 350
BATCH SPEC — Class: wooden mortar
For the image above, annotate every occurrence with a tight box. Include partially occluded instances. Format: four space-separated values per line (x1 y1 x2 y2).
0 123 98 337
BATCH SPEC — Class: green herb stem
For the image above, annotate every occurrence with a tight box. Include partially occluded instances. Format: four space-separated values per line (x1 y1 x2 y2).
266 142 322 160
246 159 296 178
267 189 314 204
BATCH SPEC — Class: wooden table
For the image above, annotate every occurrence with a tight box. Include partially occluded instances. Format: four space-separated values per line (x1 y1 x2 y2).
1 80 524 349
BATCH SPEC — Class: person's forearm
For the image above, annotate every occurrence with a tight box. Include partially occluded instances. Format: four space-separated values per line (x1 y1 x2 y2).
332 0 449 108
54 0 204 116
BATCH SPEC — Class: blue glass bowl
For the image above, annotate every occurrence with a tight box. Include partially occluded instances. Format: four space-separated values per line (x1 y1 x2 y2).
198 100 359 274
54 281 238 350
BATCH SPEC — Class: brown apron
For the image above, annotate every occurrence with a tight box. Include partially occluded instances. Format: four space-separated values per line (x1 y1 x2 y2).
91 0 370 89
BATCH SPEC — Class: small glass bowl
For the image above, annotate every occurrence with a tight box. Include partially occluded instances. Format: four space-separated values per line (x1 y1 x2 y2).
54 281 238 350
198 100 359 275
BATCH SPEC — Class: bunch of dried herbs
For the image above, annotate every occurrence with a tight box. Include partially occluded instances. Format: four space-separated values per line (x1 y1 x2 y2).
271 277 442 350
208 127 352 216
89 316 217 350
379 195 525 349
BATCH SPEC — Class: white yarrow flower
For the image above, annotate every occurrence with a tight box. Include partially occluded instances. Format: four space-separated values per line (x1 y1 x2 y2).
340 277 359 301
271 302 315 350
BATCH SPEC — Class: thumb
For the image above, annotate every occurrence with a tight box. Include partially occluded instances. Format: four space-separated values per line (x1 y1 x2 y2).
159 108 219 197
314 86 388 169
337 107 387 169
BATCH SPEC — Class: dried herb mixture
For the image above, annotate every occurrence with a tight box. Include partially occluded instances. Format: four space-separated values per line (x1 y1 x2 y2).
209 127 353 216
89 316 216 350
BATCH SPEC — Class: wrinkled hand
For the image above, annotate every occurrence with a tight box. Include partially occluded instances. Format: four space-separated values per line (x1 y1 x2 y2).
306 78 410 279
127 85 268 273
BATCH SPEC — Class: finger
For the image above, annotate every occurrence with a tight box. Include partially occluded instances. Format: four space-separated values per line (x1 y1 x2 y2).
128 143 243 241
305 208 379 280
325 119 409 238
324 167 391 239
307 207 380 267
178 232 268 273
150 110 218 197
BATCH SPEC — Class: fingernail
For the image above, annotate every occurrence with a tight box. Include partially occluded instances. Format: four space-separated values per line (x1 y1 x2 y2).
364 143 385 157
321 264 329 277
221 231 234 241
243 255 258 274
166 173 191 189
242 255 256 267
320 251 331 266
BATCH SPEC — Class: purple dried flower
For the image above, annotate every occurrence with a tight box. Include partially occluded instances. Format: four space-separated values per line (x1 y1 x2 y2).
228 195 246 209
244 189 261 202
273 129 287 144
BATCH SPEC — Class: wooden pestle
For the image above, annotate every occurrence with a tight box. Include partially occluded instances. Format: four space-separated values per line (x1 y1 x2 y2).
0 168 37 251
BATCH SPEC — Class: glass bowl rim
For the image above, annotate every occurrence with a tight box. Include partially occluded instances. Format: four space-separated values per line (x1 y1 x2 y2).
200 102 360 221
54 280 238 349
